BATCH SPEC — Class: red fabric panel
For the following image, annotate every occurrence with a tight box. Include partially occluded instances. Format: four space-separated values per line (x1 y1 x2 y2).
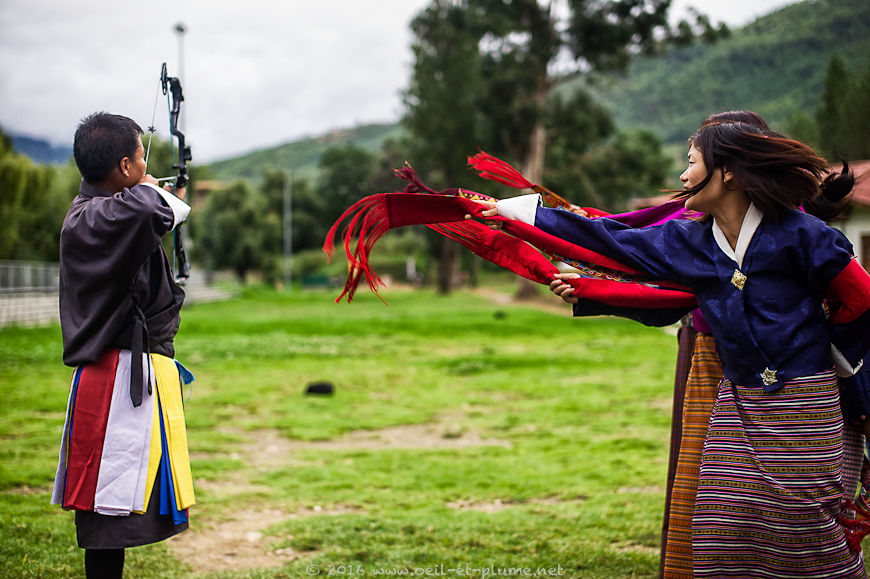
827 259 870 324
328 192 696 308
63 348 120 510
385 193 693 294
430 218 696 308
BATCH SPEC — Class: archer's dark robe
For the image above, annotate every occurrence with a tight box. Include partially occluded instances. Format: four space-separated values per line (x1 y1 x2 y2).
56 180 192 549
60 180 188 405
60 180 186 364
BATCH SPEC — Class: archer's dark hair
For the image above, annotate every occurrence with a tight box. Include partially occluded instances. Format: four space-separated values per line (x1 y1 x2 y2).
73 112 143 184
676 121 853 220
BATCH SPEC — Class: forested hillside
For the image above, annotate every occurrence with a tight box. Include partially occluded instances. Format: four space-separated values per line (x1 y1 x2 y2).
207 122 401 183
206 0 869 183
586 0 870 143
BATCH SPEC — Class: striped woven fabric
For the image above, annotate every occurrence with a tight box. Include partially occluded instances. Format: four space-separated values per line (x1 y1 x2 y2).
659 321 697 578
843 422 865 506
663 334 721 578
693 370 865 578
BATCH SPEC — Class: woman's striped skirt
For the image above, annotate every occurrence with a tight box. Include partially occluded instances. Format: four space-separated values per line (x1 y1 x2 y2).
51 348 195 548
663 333 721 577
692 369 865 577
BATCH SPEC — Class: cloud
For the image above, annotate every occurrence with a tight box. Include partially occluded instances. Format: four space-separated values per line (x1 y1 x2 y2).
0 0 796 162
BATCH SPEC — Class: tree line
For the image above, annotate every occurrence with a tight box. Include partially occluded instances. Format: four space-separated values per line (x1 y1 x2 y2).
2 1 868 292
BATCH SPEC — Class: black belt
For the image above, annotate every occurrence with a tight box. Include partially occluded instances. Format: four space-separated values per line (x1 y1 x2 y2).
129 305 152 407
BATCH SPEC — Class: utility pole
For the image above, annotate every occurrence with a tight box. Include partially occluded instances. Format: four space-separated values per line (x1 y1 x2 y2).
175 23 186 131
283 170 293 290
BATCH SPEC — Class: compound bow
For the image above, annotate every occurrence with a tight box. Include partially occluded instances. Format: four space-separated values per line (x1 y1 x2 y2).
146 62 192 285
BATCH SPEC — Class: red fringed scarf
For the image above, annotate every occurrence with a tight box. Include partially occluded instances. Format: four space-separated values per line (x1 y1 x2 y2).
323 190 696 309
466 151 610 216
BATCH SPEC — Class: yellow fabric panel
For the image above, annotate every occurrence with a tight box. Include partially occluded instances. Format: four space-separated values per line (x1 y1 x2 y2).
152 354 196 509
134 381 163 515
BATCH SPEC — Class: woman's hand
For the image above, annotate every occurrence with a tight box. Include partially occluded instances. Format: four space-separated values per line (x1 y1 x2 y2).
549 272 581 304
566 204 588 217
464 200 502 229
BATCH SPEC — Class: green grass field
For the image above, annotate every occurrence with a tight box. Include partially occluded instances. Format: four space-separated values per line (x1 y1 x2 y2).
0 284 680 578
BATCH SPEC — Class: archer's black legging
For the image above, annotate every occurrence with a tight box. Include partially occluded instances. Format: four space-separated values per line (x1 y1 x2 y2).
85 548 124 579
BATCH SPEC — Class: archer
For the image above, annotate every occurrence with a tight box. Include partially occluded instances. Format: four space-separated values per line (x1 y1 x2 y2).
52 111 195 578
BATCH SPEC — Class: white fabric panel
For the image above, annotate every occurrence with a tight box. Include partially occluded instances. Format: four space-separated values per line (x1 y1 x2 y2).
141 182 191 230
496 193 540 225
93 351 156 516
711 203 763 268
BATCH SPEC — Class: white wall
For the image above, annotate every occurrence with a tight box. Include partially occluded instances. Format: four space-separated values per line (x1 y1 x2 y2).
835 207 870 269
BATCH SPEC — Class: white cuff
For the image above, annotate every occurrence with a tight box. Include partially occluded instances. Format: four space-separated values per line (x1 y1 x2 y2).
496 194 541 225
141 182 191 230
831 344 864 378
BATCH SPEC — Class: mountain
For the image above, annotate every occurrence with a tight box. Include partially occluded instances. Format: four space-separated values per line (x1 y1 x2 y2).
206 0 870 183
582 0 870 144
8 133 72 165
207 123 402 184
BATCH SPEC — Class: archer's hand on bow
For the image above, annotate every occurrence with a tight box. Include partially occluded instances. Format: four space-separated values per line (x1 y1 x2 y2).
140 174 160 186
464 200 503 230
550 273 581 304
138 173 187 201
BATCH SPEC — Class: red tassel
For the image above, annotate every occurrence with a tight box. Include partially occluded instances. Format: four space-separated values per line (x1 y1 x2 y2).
838 498 870 553
393 163 440 195
467 151 534 189
467 151 575 210
323 194 390 303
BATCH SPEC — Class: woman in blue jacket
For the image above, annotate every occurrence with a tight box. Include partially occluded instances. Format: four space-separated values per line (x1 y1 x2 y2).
479 121 870 577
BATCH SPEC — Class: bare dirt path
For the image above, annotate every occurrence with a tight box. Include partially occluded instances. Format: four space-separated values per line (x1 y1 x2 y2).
167 420 513 574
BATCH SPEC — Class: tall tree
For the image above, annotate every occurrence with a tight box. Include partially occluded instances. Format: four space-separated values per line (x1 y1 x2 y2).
0 130 74 261
816 54 854 161
403 0 720 294
816 55 870 162
196 180 270 282
316 145 376 225
471 0 720 184
404 0 486 293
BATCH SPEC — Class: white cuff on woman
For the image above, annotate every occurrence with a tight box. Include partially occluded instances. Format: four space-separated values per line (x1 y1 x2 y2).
496 194 541 225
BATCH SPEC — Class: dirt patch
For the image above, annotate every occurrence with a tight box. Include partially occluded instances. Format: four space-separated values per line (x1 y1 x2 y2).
193 473 272 499
4 485 48 496
616 485 664 495
446 495 587 513
241 423 513 469
610 540 659 555
173 421 511 573
168 504 362 574
470 287 571 317
167 508 296 573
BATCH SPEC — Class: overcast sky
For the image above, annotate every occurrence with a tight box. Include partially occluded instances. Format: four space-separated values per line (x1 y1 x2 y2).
0 0 797 163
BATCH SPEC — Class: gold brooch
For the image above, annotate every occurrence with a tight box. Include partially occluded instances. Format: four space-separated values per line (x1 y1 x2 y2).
731 269 747 290
761 367 778 386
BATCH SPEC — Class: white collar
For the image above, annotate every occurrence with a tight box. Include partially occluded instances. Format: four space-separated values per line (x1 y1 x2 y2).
712 203 763 268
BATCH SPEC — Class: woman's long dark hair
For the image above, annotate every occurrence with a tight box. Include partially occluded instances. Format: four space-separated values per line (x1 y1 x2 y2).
675 121 853 220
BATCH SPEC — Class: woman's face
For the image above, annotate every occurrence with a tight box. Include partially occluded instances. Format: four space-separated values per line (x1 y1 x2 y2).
681 145 725 214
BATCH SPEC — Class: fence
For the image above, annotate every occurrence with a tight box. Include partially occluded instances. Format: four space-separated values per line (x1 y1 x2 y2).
0 260 233 328
0 260 60 326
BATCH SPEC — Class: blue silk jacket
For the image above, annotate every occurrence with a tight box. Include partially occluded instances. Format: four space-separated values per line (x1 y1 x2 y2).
533 205 870 392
